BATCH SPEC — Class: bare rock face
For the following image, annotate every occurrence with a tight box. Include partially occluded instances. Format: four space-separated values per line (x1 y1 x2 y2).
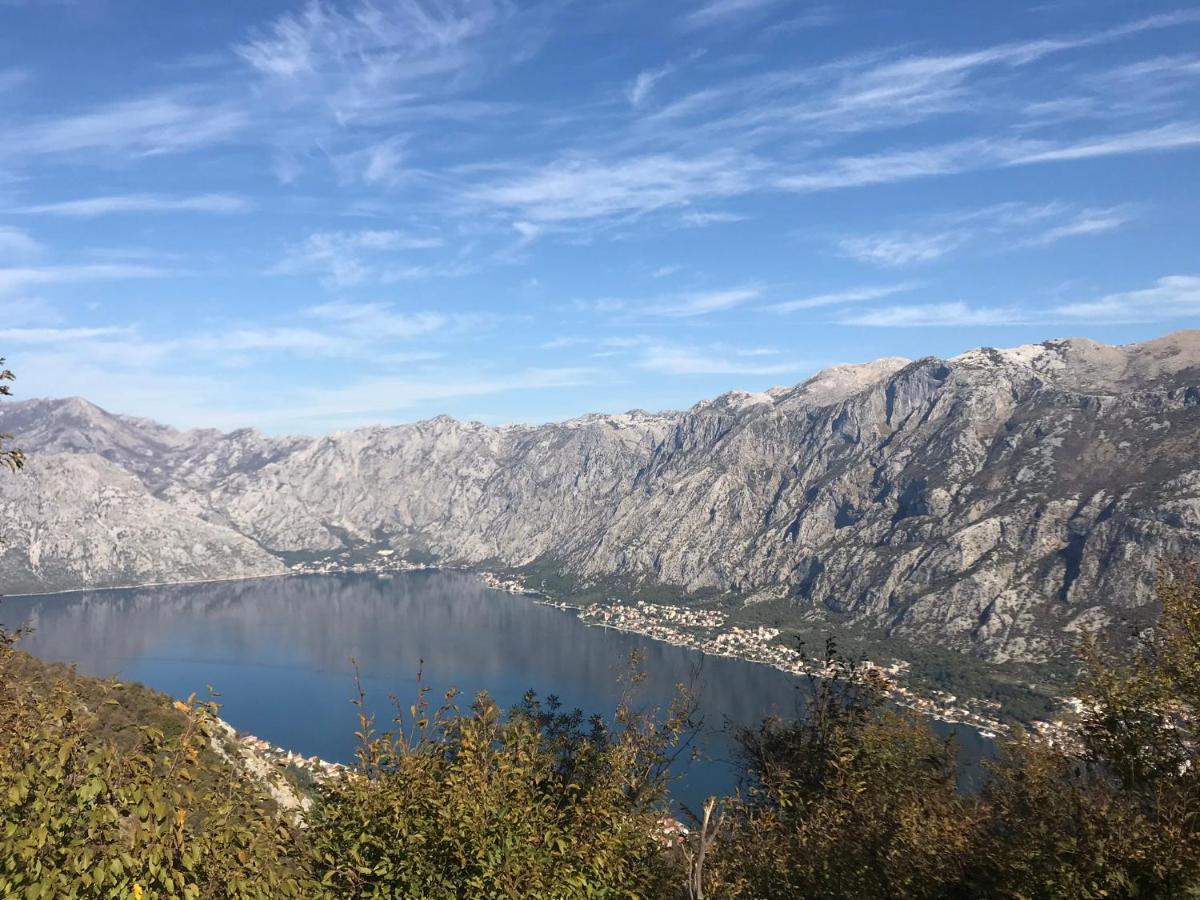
1 330 1198 664
0 454 285 594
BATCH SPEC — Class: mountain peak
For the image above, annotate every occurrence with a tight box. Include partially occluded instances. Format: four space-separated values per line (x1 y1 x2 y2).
58 396 101 415
772 356 912 408
951 328 1200 390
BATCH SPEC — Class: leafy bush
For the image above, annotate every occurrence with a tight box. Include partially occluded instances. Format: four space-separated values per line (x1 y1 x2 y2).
306 658 688 898
700 641 980 899
0 630 312 898
699 574 1200 899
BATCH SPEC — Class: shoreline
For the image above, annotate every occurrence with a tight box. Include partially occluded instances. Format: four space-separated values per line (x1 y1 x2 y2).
1 569 292 599
6 562 1041 739
530 595 1009 738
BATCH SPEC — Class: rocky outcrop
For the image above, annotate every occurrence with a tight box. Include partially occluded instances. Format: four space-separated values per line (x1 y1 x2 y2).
0 454 285 594
2 331 1199 663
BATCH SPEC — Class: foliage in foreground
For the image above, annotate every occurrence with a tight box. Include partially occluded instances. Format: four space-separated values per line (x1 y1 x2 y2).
0 636 691 898
0 628 308 898
700 642 979 898
307 665 689 898
969 565 1200 898
2 568 1199 898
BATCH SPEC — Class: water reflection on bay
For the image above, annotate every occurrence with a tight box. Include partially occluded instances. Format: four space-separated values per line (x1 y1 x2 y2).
1 572 988 809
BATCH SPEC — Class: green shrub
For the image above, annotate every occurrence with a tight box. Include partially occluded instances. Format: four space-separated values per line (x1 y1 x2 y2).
0 631 312 898
306 657 687 898
702 640 980 899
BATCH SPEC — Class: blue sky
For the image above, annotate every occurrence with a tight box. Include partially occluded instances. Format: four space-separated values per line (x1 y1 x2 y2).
1 0 1198 433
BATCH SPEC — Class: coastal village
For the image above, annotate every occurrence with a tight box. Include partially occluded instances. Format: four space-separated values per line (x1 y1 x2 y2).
554 598 1009 737
288 548 441 577
287 551 1033 738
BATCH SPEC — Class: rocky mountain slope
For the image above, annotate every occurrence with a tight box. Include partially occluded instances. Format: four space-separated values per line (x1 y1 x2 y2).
2 331 1198 664
0 453 285 593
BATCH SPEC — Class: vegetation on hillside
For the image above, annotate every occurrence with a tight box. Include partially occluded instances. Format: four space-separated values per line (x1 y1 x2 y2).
3 568 1197 898
517 557 1073 727
0 359 24 475
306 661 693 898
0 628 308 898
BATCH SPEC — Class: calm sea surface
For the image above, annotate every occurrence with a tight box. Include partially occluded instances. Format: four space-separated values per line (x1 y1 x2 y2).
0 571 990 810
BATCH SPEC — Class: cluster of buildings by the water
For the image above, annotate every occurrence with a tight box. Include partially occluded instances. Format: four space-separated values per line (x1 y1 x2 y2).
551 597 1010 737
289 549 442 577
289 553 541 599
289 552 532 593
235 731 348 781
478 571 533 593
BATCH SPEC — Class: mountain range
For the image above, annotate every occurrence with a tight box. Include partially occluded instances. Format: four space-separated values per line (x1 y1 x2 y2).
2 330 1198 667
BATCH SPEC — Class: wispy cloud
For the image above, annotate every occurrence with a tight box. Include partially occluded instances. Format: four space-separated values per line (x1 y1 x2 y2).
768 284 915 313
776 120 1200 196
469 152 758 224
1071 54 1200 120
838 302 1023 327
648 285 760 317
835 202 1132 265
272 229 445 288
236 0 528 124
17 193 252 217
304 301 451 339
1052 275 1200 323
828 274 1200 327
287 365 597 423
628 65 673 108
679 0 785 31
0 325 133 344
236 0 511 81
0 263 166 293
539 336 588 350
362 138 407 186
776 141 992 193
0 294 479 396
837 232 967 267
537 333 803 378
1022 206 1131 246
651 10 1199 157
0 226 43 261
680 210 747 227
201 327 357 355
635 341 802 375
1007 121 1200 164
7 93 247 158
573 285 762 319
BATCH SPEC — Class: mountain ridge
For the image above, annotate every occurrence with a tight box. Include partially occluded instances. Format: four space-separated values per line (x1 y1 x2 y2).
2 329 1199 666
17 328 1199 437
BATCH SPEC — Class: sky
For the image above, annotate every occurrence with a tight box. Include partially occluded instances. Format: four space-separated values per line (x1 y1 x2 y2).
0 0 1198 434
